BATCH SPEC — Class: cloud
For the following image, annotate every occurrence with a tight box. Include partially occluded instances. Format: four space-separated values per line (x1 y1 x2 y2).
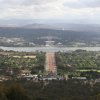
0 0 66 19
0 0 100 9
0 0 100 24
80 0 100 8
63 0 100 8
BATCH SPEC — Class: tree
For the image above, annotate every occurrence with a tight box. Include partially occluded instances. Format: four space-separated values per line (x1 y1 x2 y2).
6 83 31 100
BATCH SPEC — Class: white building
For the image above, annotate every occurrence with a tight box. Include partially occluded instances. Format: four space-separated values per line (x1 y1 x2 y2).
45 41 55 47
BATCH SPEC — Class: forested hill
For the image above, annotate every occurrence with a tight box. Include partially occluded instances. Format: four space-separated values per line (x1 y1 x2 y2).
0 27 100 44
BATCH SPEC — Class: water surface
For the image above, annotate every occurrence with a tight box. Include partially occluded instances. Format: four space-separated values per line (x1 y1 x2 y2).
1 46 100 52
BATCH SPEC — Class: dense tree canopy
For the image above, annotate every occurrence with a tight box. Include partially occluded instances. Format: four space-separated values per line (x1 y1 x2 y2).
0 80 100 100
56 51 100 72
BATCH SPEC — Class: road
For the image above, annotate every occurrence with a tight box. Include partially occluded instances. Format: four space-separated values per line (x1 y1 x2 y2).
45 52 57 74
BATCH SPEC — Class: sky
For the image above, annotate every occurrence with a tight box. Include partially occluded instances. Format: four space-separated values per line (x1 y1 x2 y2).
0 0 100 24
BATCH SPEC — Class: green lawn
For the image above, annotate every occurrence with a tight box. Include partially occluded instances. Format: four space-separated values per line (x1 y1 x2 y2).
76 69 100 72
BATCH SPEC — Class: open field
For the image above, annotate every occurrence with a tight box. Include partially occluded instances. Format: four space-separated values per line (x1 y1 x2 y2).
77 69 100 73
13 55 36 58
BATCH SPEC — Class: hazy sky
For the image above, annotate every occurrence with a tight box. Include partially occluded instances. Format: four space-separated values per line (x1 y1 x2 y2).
0 0 100 24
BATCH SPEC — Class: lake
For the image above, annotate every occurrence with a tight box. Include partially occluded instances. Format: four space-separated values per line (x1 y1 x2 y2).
1 46 100 52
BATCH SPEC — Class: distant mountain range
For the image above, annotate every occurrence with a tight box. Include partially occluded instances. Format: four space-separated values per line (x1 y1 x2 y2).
22 23 57 30
21 23 100 31
0 23 100 31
